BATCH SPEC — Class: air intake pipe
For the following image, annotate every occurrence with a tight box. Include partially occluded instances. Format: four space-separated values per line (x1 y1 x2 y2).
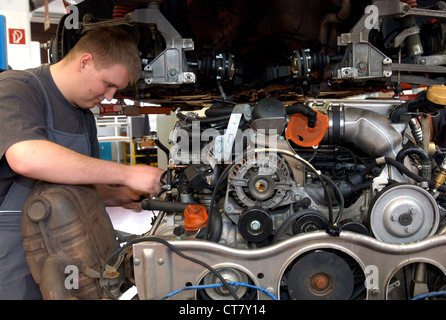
324 106 402 158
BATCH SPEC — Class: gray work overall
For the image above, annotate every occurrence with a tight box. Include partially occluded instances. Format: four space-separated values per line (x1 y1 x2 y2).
0 72 92 299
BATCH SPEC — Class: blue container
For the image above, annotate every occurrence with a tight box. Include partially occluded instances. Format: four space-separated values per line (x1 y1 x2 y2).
99 142 112 161
0 15 7 70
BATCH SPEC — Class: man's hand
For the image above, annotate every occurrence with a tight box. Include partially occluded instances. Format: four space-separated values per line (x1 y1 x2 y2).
96 184 145 211
6 140 165 196
124 165 164 196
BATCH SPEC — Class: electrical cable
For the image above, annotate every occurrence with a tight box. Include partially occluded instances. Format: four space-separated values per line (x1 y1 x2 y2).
320 173 345 225
271 172 346 242
160 281 279 300
411 290 446 300
203 160 235 240
99 236 241 300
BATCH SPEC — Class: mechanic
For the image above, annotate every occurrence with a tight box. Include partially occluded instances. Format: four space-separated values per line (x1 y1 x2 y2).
0 27 164 299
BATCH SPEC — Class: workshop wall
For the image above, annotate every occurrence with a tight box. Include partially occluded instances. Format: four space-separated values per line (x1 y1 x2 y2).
0 0 41 70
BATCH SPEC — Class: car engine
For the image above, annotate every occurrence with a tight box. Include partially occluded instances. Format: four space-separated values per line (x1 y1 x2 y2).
20 0 446 300
133 89 446 301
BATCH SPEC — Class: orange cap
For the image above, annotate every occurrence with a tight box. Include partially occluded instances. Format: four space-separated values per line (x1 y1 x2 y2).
285 110 329 147
427 85 446 105
184 204 208 231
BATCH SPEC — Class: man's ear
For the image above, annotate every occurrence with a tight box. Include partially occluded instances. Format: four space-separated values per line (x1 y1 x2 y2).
78 53 93 72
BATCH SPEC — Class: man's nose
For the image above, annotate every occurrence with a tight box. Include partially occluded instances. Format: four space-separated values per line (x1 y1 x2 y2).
104 88 117 101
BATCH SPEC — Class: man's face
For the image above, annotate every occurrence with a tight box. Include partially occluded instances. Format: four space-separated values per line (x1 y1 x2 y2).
76 56 130 109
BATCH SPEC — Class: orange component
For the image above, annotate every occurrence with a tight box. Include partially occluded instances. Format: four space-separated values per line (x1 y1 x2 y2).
184 204 208 231
285 110 329 147
112 6 134 19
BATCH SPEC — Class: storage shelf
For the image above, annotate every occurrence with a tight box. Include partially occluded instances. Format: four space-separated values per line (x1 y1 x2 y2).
123 141 158 166
98 136 131 142
95 115 134 164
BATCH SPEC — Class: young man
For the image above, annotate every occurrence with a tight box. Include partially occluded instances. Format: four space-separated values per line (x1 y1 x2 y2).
0 27 164 299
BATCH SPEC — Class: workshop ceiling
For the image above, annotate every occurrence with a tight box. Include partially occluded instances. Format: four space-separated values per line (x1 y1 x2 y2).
29 0 66 24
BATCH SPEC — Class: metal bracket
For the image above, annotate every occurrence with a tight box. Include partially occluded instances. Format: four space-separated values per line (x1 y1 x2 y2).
128 3 195 86
332 0 446 81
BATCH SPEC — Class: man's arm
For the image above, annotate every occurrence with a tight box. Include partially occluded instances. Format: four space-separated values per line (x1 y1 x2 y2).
96 184 146 210
5 139 164 196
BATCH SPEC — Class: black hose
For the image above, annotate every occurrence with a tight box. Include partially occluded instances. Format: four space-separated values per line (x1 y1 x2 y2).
175 112 230 124
396 145 429 163
142 198 223 241
351 180 373 193
390 103 409 123
321 173 345 225
208 206 223 243
383 157 446 192
141 199 188 213
391 90 444 123
205 106 234 118
286 103 318 128
154 139 172 185
203 162 234 240
154 138 170 157
385 157 423 182
396 145 431 179
358 159 379 178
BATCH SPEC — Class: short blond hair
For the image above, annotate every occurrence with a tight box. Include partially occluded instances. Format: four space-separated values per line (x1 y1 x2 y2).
65 27 141 84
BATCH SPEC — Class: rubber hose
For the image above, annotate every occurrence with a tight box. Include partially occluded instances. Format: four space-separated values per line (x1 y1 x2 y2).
383 157 446 192
141 199 188 213
208 207 223 242
205 106 234 117
396 145 429 163
154 138 170 157
286 103 318 128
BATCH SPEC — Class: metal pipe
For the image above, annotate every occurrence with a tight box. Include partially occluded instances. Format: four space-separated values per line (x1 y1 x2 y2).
324 107 403 158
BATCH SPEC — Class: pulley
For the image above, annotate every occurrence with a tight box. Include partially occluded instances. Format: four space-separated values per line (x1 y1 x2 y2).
287 250 354 300
200 268 252 300
340 220 370 236
368 183 439 244
238 207 273 243
293 211 328 234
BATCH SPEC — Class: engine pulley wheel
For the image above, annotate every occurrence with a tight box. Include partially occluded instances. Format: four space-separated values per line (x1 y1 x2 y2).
368 183 439 244
238 206 273 242
287 250 354 300
201 268 250 300
230 153 291 209
293 211 328 234
247 175 276 200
